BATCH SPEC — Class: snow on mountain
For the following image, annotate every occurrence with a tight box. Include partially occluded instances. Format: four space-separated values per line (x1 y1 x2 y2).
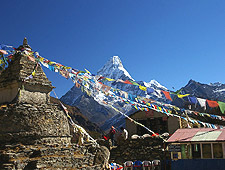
97 56 134 81
97 56 168 100
61 56 169 130
182 80 225 102
144 80 167 91
61 56 225 131
209 82 222 87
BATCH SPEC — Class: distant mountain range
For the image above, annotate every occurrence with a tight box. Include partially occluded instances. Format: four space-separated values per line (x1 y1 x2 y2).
182 80 225 102
60 56 225 131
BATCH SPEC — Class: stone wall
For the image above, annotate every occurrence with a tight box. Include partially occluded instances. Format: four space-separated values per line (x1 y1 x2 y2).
0 143 107 170
0 103 71 145
109 137 167 165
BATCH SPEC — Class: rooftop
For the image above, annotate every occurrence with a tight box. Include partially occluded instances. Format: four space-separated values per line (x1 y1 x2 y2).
167 128 225 143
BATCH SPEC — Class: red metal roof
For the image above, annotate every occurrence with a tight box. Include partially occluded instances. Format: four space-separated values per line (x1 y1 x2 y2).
167 128 225 143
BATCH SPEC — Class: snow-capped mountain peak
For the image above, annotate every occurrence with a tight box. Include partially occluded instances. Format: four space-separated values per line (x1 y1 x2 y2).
209 82 222 87
97 56 134 80
144 80 168 91
112 56 123 67
61 56 171 129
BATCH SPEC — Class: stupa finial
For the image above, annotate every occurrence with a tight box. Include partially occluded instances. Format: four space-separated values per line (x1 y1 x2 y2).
17 37 32 50
23 37 28 46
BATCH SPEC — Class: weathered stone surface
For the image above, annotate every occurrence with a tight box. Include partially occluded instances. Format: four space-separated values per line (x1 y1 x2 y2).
94 146 110 169
0 44 110 169
0 52 53 104
0 144 105 170
0 103 71 145
109 137 167 165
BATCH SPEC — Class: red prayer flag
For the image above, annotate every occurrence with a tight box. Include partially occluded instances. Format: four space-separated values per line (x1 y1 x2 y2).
103 136 109 140
206 99 219 108
162 91 172 101
152 133 159 137
124 80 133 85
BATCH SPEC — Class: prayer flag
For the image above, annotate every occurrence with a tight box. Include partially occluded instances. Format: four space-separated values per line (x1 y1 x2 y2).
129 80 139 86
60 70 69 79
177 94 190 98
0 49 8 55
188 96 197 104
105 78 115 81
48 65 55 72
218 101 225 114
162 91 172 101
139 85 147 91
31 70 36 76
85 69 91 74
124 80 133 85
155 89 163 98
171 89 182 95
117 79 125 83
147 87 154 94
97 76 104 81
206 99 219 108
197 98 206 110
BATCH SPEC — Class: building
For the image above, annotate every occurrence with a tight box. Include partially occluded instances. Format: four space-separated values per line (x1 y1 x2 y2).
166 128 225 170
126 109 182 137
167 128 225 159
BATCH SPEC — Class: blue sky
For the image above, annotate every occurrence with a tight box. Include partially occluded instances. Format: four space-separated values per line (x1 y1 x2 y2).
1 0 225 97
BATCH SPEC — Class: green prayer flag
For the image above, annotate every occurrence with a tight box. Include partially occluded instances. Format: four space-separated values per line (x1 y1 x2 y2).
218 101 225 114
129 80 139 86
171 88 182 95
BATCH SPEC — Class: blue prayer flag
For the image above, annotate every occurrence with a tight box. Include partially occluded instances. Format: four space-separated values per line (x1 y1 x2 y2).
188 96 197 104
147 87 154 95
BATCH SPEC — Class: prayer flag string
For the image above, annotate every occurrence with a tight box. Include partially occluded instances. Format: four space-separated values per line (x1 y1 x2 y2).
1 44 224 131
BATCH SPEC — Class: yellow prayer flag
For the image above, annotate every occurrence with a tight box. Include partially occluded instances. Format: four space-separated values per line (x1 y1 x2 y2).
85 69 90 74
177 94 190 98
139 85 147 91
105 78 115 81
48 61 55 65
32 70 36 76
158 107 162 111
39 57 44 62
205 114 211 117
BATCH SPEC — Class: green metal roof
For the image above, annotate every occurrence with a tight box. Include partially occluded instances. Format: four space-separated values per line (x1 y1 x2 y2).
191 131 222 142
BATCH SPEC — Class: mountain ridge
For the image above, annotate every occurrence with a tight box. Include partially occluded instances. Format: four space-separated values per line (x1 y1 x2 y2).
60 56 225 131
